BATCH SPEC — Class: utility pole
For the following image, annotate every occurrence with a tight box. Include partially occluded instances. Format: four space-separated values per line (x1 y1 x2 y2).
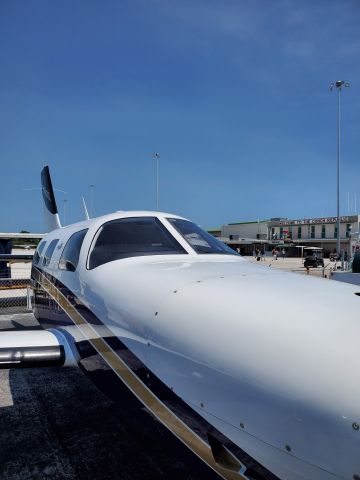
152 153 160 210
63 198 67 226
90 184 95 218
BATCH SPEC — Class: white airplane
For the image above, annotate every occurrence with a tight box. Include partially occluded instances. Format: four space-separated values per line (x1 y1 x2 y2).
1 165 360 480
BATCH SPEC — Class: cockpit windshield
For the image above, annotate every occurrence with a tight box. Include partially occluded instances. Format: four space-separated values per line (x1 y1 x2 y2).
167 218 238 255
88 217 187 269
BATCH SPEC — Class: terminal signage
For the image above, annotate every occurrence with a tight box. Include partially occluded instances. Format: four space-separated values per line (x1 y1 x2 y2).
272 215 357 226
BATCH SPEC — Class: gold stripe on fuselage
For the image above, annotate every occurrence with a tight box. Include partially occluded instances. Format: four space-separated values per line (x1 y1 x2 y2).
34 268 248 480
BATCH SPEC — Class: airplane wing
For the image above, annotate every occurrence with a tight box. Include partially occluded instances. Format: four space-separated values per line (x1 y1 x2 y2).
0 233 43 239
0 254 33 263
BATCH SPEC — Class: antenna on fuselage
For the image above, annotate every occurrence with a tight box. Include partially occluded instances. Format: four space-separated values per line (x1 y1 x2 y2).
82 196 90 220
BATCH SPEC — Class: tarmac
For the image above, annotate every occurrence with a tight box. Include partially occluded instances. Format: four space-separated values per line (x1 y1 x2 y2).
0 257 336 480
246 254 337 278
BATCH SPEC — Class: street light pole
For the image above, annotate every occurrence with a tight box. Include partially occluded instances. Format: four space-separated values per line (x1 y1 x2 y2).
152 153 160 210
330 80 350 257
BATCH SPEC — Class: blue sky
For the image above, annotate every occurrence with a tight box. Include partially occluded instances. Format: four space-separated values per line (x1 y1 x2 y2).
0 0 359 232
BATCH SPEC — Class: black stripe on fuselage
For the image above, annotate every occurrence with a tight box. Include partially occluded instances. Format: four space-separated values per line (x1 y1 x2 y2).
31 266 278 480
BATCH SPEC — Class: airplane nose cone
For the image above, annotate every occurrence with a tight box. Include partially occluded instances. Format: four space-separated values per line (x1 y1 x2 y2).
149 270 360 479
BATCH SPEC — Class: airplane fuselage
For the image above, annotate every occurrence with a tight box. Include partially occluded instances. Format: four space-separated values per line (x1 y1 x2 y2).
30 211 360 480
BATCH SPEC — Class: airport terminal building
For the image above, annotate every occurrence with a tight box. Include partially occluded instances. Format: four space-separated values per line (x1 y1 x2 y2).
210 215 360 257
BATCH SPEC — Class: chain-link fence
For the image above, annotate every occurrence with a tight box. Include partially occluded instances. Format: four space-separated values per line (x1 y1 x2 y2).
0 254 33 312
0 278 31 312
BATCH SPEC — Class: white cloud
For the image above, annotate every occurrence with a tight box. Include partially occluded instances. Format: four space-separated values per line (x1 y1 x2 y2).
284 40 315 58
152 0 267 39
152 0 360 64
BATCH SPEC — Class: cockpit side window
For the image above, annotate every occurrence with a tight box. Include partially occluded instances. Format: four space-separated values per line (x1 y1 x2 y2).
42 239 59 267
33 240 46 266
167 218 238 255
59 229 88 272
88 217 187 269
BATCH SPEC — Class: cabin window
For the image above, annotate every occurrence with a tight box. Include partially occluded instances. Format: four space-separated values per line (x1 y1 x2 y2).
88 217 186 269
33 240 46 265
59 229 88 272
167 218 238 255
42 239 59 267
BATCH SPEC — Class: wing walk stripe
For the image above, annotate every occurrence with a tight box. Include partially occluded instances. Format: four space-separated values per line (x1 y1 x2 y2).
33 269 248 480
